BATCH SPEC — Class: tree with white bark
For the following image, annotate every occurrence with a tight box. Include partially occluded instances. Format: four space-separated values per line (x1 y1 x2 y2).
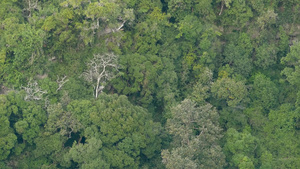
23 0 39 18
22 81 47 101
56 75 69 92
82 53 119 98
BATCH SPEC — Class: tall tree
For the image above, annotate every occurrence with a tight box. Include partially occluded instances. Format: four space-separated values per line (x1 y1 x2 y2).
211 76 248 107
65 94 162 168
223 128 259 169
263 104 300 168
250 73 279 111
82 53 119 98
162 99 226 169
0 95 17 161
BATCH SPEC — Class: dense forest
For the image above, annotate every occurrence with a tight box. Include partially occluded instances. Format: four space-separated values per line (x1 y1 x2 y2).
1 0 300 168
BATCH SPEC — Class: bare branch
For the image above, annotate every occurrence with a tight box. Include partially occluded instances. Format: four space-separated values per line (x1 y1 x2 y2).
219 0 224 16
23 0 39 18
21 81 47 101
56 75 69 92
81 53 119 98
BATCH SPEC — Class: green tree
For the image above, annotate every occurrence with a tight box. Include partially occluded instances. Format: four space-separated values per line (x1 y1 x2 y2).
189 67 213 105
281 42 300 87
130 7 169 54
33 133 66 159
14 103 47 144
263 104 300 168
254 44 277 69
211 76 248 107
223 33 253 77
45 103 83 137
162 99 226 169
224 128 259 169
63 137 110 169
250 73 279 111
0 115 17 161
220 0 253 28
66 94 162 168
167 0 216 22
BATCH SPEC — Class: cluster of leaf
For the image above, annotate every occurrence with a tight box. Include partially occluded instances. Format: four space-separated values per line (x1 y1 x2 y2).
1 0 300 168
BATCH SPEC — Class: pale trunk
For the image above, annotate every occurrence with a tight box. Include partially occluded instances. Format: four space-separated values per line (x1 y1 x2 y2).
95 77 100 98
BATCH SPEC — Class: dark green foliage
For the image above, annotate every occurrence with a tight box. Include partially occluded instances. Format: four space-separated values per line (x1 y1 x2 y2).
223 33 253 77
1 0 300 168
62 94 161 168
250 73 279 111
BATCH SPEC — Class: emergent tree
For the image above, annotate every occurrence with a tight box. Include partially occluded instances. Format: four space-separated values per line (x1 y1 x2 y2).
82 53 119 98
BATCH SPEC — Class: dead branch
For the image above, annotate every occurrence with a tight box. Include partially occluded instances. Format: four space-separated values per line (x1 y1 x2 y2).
81 53 119 98
22 81 47 101
56 75 69 92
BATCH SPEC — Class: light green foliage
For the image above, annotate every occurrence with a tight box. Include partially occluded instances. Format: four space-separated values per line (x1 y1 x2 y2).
221 0 253 28
162 99 226 169
176 15 203 41
65 94 161 168
33 133 65 158
64 138 109 169
0 95 17 160
0 116 17 160
257 10 277 30
49 0 135 48
2 21 45 66
162 149 197 169
3 92 47 145
0 0 22 21
260 151 273 169
12 26 45 69
247 0 266 14
224 128 258 168
132 7 169 54
0 49 6 80
250 73 279 110
178 15 221 74
89 94 161 168
281 42 300 86
0 12 46 85
0 0 300 167
263 104 300 168
189 67 213 104
39 78 59 96
211 76 248 107
66 99 95 126
15 104 47 144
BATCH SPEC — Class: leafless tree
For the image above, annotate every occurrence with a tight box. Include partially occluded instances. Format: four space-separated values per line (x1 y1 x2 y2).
22 81 47 101
56 75 69 92
23 0 39 17
81 53 119 98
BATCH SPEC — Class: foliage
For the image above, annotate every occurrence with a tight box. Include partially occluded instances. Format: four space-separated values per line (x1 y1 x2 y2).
211 76 248 107
162 99 226 169
0 0 300 168
250 73 279 111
